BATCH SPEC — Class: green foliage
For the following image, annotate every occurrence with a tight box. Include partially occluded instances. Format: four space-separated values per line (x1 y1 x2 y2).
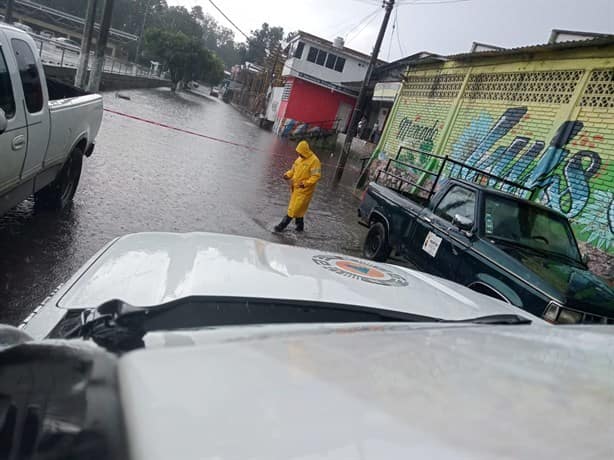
28 0 264 69
245 23 284 65
143 28 224 89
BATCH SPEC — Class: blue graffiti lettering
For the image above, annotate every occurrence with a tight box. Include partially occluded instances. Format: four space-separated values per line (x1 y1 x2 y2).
452 107 528 180
500 140 545 193
541 150 602 218
450 109 606 235
525 121 583 189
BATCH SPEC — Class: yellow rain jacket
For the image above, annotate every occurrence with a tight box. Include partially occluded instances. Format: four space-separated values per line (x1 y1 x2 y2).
284 141 322 218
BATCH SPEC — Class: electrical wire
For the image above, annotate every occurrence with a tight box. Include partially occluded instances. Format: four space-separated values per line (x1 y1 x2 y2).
394 7 406 56
208 0 251 42
386 7 396 60
345 8 383 44
340 7 381 40
208 0 279 57
327 7 379 40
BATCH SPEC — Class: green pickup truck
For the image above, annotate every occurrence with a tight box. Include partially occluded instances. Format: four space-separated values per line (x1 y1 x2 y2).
358 151 614 324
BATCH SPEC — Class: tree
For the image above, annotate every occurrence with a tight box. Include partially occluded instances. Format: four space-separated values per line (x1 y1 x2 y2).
26 0 284 69
143 28 224 90
246 23 284 65
191 5 205 22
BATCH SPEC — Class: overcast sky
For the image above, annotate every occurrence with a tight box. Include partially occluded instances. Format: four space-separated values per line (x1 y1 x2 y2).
169 0 614 61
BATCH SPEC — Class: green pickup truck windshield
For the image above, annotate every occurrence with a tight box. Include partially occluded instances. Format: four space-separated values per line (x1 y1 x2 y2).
484 195 582 263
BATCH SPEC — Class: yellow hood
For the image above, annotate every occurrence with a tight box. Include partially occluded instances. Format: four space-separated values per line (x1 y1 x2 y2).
296 140 313 158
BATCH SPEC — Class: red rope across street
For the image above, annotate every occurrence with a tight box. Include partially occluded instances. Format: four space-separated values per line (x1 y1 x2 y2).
103 108 363 173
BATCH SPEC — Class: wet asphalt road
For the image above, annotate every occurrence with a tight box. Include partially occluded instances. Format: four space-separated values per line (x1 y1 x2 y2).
0 87 367 325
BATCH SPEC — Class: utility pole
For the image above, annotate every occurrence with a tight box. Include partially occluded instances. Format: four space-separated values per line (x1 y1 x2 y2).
5 0 15 23
75 0 98 89
87 0 115 92
134 0 150 64
334 0 395 182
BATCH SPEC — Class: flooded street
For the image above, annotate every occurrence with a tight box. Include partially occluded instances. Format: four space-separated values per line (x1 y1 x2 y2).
0 88 366 325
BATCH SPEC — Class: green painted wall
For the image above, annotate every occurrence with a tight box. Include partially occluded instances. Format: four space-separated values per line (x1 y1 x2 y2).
370 46 614 259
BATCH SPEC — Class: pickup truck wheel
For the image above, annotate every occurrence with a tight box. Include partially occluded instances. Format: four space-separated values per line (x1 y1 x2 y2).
35 146 83 211
363 222 390 262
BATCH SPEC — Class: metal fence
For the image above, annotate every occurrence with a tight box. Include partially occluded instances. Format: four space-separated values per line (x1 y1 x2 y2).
375 146 534 200
30 34 161 79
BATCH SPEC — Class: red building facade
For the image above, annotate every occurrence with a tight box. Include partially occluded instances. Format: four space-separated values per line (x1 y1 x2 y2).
273 32 373 137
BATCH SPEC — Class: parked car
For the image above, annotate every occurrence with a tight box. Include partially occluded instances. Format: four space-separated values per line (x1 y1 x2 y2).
359 152 614 324
54 36 80 52
6 232 613 459
39 30 54 40
12 22 33 35
0 24 103 215
209 86 219 97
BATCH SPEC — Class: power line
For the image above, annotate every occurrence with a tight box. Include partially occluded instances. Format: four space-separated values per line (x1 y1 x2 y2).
208 0 251 42
334 7 381 39
335 0 396 182
345 8 383 44
387 7 396 60
342 8 380 38
395 8 406 56
208 0 278 57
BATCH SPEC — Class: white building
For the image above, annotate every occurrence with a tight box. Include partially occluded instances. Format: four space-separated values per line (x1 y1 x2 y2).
272 31 383 136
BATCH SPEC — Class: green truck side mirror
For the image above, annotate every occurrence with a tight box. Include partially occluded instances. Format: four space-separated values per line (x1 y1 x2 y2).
453 214 473 232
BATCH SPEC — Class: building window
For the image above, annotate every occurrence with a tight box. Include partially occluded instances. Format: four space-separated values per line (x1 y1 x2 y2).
305 45 346 73
11 38 43 113
294 41 304 59
316 49 327 66
334 57 346 72
307 46 318 63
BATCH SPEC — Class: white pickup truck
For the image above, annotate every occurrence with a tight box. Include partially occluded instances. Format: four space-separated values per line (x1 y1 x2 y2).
5 232 614 459
0 24 102 215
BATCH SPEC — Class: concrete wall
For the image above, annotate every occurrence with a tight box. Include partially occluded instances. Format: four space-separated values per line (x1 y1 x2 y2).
336 133 376 159
43 65 170 92
369 44 614 279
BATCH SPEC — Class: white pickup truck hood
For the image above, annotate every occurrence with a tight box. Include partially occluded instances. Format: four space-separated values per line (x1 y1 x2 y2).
118 322 614 460
56 232 527 320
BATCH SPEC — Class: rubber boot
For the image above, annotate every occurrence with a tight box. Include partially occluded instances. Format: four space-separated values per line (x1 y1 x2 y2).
274 215 292 232
295 217 304 232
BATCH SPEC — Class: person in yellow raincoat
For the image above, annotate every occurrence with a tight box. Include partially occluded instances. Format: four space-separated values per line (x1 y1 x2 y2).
274 140 322 232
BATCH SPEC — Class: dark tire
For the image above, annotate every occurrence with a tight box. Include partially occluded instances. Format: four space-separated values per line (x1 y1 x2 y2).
363 222 390 262
35 146 83 211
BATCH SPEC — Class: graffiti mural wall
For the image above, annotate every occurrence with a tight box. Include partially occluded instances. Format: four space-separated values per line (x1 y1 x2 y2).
370 58 614 271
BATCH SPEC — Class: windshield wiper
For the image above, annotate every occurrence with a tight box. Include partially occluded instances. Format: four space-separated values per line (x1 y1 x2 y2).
70 300 531 353
70 298 441 353
439 314 532 325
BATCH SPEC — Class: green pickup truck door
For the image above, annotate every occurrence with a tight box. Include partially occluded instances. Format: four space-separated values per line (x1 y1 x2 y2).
403 185 476 278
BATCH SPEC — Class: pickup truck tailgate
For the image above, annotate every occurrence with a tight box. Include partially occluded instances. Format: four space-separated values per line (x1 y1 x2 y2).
46 93 103 165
